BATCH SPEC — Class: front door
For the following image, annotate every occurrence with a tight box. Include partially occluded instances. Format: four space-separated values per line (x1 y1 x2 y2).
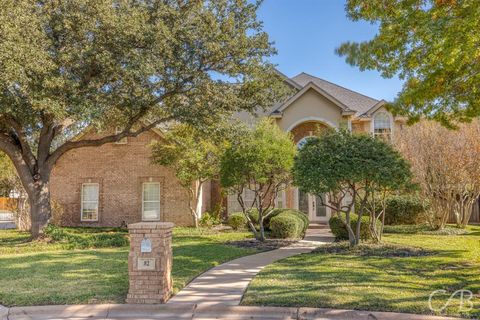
298 189 329 222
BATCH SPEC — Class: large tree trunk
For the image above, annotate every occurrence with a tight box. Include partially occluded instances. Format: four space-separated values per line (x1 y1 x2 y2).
29 181 52 238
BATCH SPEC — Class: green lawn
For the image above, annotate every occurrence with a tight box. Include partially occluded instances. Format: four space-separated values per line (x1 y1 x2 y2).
0 227 256 306
242 225 480 319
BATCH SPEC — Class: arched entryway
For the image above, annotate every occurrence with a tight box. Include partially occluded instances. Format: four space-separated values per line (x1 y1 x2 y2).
286 120 333 223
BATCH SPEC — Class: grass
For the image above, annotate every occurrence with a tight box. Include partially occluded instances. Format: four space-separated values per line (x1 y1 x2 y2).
242 225 480 319
0 226 256 306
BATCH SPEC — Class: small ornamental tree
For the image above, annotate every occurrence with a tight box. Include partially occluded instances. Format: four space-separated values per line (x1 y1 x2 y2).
151 123 227 228
0 0 286 237
220 119 296 241
293 130 412 246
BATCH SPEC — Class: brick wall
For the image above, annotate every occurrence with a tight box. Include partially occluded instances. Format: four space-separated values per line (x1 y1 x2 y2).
50 130 193 227
290 121 329 144
351 121 370 133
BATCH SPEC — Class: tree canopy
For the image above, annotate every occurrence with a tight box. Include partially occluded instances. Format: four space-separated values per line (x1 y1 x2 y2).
151 123 228 227
220 119 296 241
336 0 480 126
293 130 412 246
0 0 286 237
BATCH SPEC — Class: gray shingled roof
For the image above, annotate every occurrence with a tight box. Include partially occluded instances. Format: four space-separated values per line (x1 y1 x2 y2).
288 72 380 116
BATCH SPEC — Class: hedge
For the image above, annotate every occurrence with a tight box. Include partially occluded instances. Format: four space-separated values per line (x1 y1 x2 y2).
329 213 379 241
383 195 429 225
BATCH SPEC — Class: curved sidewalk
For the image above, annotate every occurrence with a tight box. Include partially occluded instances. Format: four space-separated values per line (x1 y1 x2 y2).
167 225 334 306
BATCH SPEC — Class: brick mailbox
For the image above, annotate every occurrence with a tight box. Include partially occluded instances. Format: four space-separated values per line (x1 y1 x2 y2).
126 222 174 304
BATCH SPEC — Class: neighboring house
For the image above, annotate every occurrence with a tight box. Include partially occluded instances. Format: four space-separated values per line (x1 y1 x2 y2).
50 71 480 226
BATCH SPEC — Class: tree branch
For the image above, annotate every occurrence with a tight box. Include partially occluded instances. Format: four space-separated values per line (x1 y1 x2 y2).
1 115 37 172
46 115 174 168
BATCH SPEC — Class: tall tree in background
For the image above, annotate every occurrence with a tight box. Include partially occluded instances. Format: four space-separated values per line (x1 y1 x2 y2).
0 0 285 238
395 120 480 229
337 0 480 126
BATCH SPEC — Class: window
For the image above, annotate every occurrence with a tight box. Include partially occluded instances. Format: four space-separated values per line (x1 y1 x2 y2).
275 189 286 209
227 189 256 214
297 136 313 149
81 183 99 221
373 112 392 141
142 182 160 221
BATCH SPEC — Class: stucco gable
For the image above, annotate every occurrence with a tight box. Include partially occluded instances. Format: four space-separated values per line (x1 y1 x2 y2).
273 82 355 117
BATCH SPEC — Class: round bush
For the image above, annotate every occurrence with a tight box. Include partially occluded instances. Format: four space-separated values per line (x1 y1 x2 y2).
384 195 429 225
263 208 283 230
270 214 301 239
227 213 247 230
286 210 309 236
329 213 378 241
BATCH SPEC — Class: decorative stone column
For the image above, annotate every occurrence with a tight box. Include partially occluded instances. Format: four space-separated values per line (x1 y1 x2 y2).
126 222 174 304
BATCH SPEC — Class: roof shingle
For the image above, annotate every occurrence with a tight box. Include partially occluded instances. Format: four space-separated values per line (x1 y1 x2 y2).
289 72 380 116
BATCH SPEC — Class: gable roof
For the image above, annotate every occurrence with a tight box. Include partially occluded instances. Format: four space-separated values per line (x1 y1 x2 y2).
275 72 381 117
273 81 356 116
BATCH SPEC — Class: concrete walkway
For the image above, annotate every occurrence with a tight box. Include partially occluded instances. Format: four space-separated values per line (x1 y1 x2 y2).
3 303 464 320
168 224 335 306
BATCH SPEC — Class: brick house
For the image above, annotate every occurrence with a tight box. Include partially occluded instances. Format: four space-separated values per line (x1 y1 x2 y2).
50 71 480 227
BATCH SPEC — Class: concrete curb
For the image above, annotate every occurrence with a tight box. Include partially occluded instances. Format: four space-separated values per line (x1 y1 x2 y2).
4 304 464 320
0 305 8 320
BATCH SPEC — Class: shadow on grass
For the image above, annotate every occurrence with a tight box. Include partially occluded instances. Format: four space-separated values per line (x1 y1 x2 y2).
242 240 480 318
0 234 256 306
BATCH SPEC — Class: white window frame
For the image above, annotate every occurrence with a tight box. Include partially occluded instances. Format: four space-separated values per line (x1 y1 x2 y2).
371 111 393 140
81 183 99 222
142 182 161 221
275 188 286 209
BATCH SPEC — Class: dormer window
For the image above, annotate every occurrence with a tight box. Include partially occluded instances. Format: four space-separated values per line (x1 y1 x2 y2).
373 112 392 141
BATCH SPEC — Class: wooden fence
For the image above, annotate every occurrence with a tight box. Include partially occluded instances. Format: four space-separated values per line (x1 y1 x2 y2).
0 197 17 212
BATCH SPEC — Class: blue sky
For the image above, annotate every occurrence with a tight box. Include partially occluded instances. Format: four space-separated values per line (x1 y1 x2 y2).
257 0 403 101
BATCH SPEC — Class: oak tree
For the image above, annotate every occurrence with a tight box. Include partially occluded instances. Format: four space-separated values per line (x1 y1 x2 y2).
337 0 480 125
0 0 284 237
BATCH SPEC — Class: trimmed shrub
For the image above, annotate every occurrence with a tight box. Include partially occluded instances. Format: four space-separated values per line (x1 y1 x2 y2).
199 212 222 228
329 213 378 241
270 214 301 239
270 209 309 239
263 208 283 230
227 212 247 230
383 195 429 225
287 210 309 236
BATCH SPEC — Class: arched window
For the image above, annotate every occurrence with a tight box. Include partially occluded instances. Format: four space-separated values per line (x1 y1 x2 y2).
297 136 313 149
373 112 392 141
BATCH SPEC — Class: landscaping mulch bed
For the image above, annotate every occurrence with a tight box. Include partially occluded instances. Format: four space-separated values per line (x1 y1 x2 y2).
226 239 297 251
